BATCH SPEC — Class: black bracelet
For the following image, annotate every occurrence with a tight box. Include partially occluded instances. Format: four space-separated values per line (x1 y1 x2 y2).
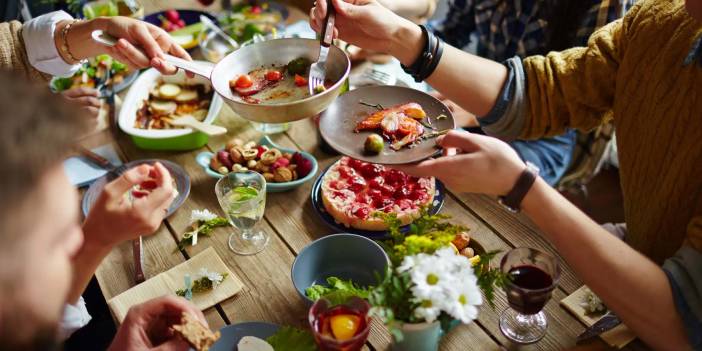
401 25 430 75
421 37 444 81
415 30 437 82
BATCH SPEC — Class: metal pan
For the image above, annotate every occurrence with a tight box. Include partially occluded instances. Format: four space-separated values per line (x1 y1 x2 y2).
319 86 455 165
92 31 350 123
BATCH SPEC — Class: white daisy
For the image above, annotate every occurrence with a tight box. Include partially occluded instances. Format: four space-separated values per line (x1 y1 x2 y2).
409 255 452 301
198 268 225 287
443 275 482 324
413 299 442 323
190 209 218 223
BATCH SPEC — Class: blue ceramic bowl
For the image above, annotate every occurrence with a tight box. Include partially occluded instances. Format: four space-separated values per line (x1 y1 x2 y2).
291 233 389 304
195 136 318 193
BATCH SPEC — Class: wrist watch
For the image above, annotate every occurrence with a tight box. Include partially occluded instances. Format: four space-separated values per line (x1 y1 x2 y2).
497 162 540 213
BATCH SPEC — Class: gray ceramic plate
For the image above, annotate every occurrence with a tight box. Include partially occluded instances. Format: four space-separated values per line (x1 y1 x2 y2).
319 86 455 165
81 159 191 217
196 322 280 351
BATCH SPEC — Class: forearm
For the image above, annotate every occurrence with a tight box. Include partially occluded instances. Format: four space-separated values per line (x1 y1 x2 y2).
54 17 109 64
67 221 113 304
522 179 690 350
378 0 433 20
390 20 508 117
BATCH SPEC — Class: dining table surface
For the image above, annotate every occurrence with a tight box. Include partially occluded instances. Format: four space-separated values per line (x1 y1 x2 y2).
82 1 651 350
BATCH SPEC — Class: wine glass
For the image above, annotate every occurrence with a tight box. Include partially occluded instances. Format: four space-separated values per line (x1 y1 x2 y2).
499 247 561 344
309 297 371 351
215 171 269 255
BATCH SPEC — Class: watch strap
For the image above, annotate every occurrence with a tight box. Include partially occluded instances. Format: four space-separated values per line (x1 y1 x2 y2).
498 163 539 213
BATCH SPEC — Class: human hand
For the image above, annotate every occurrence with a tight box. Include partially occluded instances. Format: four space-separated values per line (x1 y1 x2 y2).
310 0 419 61
82 162 175 248
61 87 101 119
429 91 479 128
393 130 525 196
108 296 207 351
65 16 192 75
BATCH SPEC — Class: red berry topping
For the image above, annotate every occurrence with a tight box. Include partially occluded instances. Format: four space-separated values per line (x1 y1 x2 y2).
368 176 385 189
409 191 425 201
347 158 365 171
360 163 383 179
394 186 411 199
353 206 370 219
356 193 372 204
368 188 383 199
348 177 367 192
386 169 407 185
338 166 355 179
398 199 413 210
380 184 395 196
333 191 347 200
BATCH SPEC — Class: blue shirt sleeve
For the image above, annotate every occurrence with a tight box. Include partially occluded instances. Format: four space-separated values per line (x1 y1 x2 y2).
663 246 702 350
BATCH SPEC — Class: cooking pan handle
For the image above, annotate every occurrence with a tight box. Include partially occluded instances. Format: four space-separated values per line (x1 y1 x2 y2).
91 30 213 78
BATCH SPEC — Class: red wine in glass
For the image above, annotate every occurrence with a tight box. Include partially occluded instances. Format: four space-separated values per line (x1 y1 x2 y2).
499 248 560 344
197 0 215 6
506 265 554 314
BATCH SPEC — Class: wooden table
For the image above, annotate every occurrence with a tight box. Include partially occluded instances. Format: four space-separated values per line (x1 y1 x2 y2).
87 2 650 350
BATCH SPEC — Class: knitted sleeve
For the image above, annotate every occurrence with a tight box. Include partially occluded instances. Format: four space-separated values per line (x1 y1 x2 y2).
0 20 50 81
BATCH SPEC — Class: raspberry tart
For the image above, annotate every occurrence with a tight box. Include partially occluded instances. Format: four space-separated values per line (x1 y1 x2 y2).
321 157 435 231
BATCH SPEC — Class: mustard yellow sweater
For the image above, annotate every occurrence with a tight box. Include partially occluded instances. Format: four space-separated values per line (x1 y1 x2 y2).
520 0 702 264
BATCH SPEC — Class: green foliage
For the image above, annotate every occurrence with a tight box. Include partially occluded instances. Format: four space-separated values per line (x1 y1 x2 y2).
369 207 509 336
175 217 230 251
305 277 370 302
52 77 74 92
175 273 228 297
266 326 317 351
473 250 511 308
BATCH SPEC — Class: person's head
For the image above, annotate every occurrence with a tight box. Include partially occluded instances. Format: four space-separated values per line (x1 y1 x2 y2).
686 0 702 20
0 71 88 350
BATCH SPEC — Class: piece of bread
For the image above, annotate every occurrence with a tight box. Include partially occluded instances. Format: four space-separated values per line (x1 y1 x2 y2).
172 313 220 351
321 157 435 231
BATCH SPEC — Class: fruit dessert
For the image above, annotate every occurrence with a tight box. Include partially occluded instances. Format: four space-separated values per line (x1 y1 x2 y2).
321 157 435 231
209 139 314 183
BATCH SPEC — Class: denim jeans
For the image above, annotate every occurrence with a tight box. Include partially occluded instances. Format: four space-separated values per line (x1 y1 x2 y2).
508 129 577 186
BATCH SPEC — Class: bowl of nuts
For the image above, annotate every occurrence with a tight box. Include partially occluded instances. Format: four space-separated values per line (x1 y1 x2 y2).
195 136 318 192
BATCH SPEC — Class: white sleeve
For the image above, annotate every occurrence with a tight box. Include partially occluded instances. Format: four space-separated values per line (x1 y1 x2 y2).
59 296 93 340
21 10 82 77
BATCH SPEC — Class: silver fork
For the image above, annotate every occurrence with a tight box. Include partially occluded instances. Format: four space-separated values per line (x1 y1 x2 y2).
309 0 336 95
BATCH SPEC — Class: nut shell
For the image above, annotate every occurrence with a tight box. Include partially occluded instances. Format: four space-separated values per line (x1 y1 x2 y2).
261 149 283 165
247 160 257 168
273 167 293 182
217 166 229 175
243 141 257 150
228 148 244 164
242 149 258 160
460 247 475 258
263 172 275 182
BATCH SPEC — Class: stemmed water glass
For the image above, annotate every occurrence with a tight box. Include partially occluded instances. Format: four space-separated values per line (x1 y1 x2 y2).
499 247 561 344
215 171 269 255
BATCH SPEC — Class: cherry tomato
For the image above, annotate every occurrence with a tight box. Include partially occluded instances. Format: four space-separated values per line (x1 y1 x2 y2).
251 6 263 14
235 74 254 89
164 10 180 22
176 19 186 28
294 74 308 87
265 70 282 81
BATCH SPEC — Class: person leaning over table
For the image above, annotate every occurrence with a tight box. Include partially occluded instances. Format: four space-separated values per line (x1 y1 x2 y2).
376 0 635 186
311 0 702 349
0 10 191 120
0 10 206 347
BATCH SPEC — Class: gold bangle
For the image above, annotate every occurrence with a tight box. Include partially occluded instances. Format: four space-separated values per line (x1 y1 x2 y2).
60 19 84 64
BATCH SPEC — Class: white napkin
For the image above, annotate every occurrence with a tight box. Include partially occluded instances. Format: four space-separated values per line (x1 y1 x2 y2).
63 144 122 187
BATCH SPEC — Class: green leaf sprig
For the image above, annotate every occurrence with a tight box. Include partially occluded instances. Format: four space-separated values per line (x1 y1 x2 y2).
175 217 230 252
175 272 229 297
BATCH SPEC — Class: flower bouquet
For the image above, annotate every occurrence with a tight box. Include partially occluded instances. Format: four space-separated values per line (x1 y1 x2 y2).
368 210 508 350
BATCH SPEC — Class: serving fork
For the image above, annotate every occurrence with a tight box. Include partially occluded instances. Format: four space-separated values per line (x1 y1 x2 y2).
308 0 336 95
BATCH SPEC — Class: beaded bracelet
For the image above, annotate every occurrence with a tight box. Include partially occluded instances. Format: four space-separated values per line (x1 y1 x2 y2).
60 19 83 64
